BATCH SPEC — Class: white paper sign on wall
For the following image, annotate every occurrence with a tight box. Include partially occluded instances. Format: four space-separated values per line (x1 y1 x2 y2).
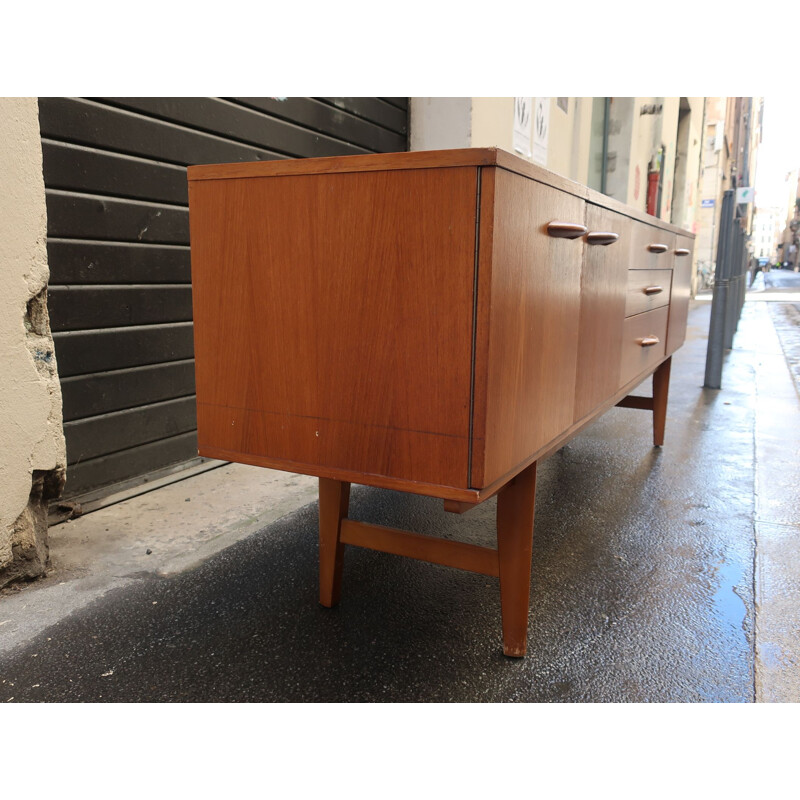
513 97 532 158
532 97 550 166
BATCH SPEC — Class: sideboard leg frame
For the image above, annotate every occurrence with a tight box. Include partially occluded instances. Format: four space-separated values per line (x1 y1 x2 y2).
319 478 351 607
496 461 538 658
652 356 672 447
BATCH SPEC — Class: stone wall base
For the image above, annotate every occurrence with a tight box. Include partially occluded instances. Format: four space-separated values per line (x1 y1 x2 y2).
1 468 65 589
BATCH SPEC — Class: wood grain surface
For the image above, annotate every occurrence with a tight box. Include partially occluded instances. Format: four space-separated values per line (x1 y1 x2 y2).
619 306 669 388
496 461 538 657
472 168 584 488
340 519 500 576
666 235 694 355
190 166 478 488
630 221 676 271
190 150 693 501
625 268 673 317
573 204 630 422
189 148 498 181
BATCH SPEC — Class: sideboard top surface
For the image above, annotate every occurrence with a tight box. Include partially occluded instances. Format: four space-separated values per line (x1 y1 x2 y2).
188 147 694 239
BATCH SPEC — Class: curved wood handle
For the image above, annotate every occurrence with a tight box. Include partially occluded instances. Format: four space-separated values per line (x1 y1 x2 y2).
638 335 660 347
647 243 669 253
547 221 588 239
643 285 663 296
586 231 620 246
675 248 691 256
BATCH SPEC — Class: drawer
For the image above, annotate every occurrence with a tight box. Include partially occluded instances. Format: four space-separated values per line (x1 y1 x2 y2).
625 269 672 317
630 222 675 271
619 306 669 387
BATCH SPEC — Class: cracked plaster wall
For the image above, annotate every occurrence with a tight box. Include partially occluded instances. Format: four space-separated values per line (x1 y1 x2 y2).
0 97 66 587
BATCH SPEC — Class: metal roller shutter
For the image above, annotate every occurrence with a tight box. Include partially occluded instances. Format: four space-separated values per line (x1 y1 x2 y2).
40 97 409 499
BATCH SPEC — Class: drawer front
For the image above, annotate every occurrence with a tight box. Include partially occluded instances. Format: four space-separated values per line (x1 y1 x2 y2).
631 221 676 271
619 306 669 388
625 269 673 317
666 235 694 355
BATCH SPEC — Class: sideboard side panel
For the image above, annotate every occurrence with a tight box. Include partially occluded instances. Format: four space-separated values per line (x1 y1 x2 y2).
190 167 478 488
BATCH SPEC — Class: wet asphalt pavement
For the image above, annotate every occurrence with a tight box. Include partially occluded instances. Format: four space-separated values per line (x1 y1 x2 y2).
0 299 791 702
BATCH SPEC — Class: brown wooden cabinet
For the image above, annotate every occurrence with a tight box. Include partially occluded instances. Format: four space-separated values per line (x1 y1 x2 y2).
188 148 694 657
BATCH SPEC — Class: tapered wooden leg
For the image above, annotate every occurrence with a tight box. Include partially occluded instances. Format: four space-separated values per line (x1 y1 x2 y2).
496 461 537 657
652 356 672 447
319 477 350 607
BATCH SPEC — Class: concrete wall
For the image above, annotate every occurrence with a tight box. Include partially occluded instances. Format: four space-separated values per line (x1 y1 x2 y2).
695 97 728 270
545 98 593 184
603 97 635 204
408 98 471 151
0 97 66 587
470 97 514 151
673 98 705 234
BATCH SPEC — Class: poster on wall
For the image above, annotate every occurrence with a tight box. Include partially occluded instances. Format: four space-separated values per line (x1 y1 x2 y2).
513 97 532 158
532 97 550 166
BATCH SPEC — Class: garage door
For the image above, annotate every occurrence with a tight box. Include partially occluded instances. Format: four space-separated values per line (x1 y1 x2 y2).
40 97 409 498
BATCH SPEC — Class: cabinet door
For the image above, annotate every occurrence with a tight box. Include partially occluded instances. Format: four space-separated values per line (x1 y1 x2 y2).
472 168 584 488
573 204 630 422
666 234 693 355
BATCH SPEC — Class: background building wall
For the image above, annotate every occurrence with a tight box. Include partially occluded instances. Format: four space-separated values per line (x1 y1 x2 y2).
603 97 635 203
626 97 660 214
695 97 728 274
0 97 66 587
545 97 593 183
673 98 705 234
409 97 471 151
753 206 783 259
470 97 513 151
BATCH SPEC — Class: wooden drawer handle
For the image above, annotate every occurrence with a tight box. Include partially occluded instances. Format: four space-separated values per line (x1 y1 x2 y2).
586 231 619 246
647 243 669 253
643 285 663 296
547 221 588 239
675 248 691 256
638 335 660 347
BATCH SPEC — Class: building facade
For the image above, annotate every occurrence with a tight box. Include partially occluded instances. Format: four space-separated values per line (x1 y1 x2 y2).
778 172 800 269
753 206 784 261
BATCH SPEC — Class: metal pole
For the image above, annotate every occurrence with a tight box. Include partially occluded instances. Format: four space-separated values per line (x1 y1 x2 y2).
704 190 734 388
724 222 744 348
738 230 746 317
601 98 610 195
734 99 753 330
723 225 738 349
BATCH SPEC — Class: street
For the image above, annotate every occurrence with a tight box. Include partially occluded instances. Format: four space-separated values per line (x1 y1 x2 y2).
1 296 799 702
759 267 800 291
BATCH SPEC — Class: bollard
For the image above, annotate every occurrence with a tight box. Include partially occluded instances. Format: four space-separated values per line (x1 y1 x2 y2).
704 190 734 388
704 278 729 389
723 225 740 349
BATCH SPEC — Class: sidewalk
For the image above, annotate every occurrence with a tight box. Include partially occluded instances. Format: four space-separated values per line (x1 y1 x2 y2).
1 293 799 702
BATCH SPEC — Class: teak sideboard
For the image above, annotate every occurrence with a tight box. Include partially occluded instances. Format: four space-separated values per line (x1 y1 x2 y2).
187 148 694 657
